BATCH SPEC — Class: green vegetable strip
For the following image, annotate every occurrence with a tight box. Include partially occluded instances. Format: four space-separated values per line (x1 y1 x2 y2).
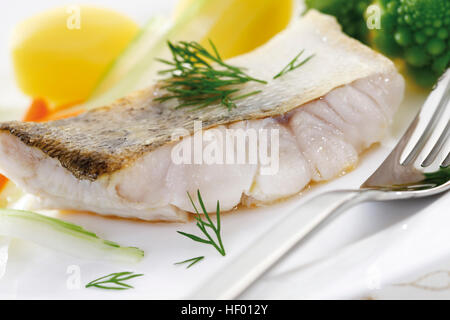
0 209 144 263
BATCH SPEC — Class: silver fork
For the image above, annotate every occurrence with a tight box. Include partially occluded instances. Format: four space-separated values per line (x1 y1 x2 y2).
191 69 450 300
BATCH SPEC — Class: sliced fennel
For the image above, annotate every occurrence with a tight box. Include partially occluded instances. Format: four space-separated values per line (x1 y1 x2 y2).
89 16 169 99
82 0 233 110
0 209 144 263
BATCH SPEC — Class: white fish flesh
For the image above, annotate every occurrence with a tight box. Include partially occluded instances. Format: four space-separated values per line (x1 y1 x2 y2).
0 11 404 221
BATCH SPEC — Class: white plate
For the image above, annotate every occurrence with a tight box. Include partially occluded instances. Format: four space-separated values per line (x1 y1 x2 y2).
0 0 447 300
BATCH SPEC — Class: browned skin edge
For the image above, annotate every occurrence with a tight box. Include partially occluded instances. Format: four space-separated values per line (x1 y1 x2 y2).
0 88 286 181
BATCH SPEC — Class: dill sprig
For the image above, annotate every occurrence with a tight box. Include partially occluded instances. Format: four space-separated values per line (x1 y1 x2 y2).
155 40 267 111
85 272 143 290
175 256 205 269
177 190 226 256
273 50 315 79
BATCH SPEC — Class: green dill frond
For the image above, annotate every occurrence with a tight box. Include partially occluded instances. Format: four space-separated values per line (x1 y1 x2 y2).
155 40 267 111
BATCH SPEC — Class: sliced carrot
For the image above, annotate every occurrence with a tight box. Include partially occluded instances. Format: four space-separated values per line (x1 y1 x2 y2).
54 99 84 112
23 98 85 122
44 99 85 120
0 174 8 193
42 109 85 121
23 98 50 122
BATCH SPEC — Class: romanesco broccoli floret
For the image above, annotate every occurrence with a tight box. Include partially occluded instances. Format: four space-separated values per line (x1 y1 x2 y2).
373 0 450 87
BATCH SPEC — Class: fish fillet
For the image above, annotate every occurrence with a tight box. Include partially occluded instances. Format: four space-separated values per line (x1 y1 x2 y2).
0 11 404 221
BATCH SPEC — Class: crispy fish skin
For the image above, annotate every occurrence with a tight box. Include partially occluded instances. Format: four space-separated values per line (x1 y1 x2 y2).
0 10 397 182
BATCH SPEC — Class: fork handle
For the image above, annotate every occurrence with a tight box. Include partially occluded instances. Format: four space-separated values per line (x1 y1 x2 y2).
190 189 374 300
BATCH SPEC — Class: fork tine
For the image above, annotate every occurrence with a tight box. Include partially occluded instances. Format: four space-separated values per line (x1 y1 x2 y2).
421 120 450 167
400 70 450 166
443 152 450 168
